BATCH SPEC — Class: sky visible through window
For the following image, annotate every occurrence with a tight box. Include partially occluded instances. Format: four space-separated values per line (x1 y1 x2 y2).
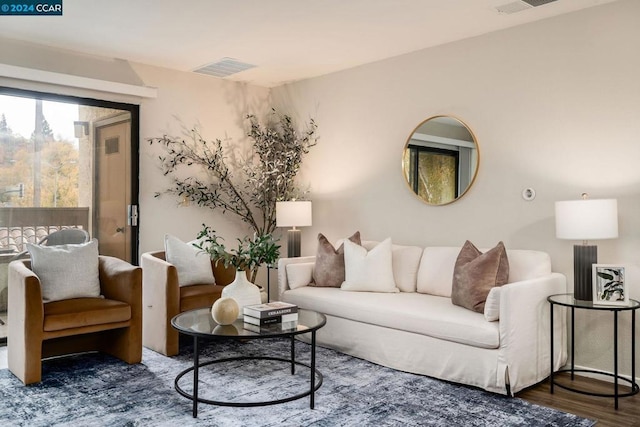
0 95 78 140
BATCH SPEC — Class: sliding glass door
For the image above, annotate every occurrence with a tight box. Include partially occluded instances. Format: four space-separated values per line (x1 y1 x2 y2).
0 88 139 342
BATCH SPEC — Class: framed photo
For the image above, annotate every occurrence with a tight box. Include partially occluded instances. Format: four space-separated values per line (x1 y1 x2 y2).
592 264 629 306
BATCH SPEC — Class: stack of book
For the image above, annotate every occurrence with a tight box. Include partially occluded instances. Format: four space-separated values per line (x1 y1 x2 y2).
243 301 299 333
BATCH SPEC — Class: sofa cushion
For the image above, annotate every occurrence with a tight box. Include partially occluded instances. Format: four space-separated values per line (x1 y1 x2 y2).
164 234 215 287
341 238 399 293
27 239 101 302
451 241 509 313
416 247 461 296
43 297 131 332
286 262 314 289
283 287 499 349
311 231 361 288
417 246 550 297
506 250 552 282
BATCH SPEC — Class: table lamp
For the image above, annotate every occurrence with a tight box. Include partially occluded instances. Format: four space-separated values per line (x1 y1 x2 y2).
276 201 312 257
555 195 618 301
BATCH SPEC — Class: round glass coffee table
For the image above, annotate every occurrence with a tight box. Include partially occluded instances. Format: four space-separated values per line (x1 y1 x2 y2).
171 307 326 418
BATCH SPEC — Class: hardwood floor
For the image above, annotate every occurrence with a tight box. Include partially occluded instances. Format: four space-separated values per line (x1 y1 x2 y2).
517 373 640 426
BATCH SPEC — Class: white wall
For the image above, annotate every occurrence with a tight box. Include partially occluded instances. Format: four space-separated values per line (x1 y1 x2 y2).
271 0 640 379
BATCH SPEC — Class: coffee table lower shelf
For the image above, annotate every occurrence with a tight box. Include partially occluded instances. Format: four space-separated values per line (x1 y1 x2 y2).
174 355 324 408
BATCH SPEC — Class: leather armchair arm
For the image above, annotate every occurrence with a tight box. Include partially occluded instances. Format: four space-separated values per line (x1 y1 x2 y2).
98 255 142 306
7 260 45 384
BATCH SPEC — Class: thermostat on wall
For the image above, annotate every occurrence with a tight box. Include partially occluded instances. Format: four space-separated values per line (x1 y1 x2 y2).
522 188 536 201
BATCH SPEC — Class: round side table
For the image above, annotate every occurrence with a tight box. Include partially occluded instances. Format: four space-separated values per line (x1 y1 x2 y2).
547 293 640 409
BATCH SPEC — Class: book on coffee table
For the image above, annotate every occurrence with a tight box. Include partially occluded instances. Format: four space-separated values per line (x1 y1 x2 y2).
243 301 298 318
243 312 298 326
243 320 299 333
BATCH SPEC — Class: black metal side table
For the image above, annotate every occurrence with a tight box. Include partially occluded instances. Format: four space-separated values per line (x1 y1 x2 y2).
548 293 640 409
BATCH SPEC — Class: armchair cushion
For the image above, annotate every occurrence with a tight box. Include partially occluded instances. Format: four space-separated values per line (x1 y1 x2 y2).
26 239 100 302
43 298 131 332
164 234 215 287
179 284 226 312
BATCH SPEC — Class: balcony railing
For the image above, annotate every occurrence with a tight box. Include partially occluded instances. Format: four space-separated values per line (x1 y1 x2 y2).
0 207 90 253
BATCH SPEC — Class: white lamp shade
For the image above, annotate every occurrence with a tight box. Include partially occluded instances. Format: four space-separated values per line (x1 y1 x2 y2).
555 199 618 240
276 201 312 227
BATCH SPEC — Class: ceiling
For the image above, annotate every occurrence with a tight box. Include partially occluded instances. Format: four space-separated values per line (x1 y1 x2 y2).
0 0 618 88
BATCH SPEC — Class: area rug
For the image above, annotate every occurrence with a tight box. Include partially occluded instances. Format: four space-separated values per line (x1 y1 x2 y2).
0 340 594 427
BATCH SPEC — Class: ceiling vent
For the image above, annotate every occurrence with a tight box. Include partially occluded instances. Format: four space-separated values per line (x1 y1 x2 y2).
521 0 558 6
193 58 256 78
495 0 557 14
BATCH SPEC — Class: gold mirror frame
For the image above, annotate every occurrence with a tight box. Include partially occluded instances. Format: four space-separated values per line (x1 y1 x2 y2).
402 115 479 206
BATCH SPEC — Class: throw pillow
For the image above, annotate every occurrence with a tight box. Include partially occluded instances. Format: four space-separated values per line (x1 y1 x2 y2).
451 240 509 313
341 238 399 293
27 239 101 302
164 234 215 287
310 231 361 288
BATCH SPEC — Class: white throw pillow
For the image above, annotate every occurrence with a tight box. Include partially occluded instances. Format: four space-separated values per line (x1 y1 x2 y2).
286 262 314 289
164 234 215 287
484 287 501 322
341 238 399 293
27 239 101 302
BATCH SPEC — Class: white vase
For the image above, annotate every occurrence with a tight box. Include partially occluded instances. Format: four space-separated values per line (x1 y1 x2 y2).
221 270 262 319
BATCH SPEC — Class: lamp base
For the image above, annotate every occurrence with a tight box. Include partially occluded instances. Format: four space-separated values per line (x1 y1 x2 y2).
287 229 301 258
574 245 597 301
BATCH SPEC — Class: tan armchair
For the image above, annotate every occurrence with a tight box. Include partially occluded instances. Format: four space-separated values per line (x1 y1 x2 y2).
8 256 142 385
141 251 236 356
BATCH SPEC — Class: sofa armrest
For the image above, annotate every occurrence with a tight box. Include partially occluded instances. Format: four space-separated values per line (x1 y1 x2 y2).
498 272 567 394
277 256 316 299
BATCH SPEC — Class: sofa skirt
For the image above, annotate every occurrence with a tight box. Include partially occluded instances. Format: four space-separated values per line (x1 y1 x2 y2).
295 313 511 395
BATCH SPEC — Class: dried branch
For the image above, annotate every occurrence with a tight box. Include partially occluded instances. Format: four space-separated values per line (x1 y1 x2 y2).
149 110 318 237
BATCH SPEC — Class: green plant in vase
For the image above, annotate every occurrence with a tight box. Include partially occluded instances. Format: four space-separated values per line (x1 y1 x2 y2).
194 224 280 283
194 224 280 317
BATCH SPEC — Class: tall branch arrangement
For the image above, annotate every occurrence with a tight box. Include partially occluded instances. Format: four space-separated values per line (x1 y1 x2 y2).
149 110 318 238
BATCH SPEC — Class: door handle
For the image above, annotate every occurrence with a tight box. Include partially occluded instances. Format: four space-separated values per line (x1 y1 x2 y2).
127 204 138 226
116 227 125 233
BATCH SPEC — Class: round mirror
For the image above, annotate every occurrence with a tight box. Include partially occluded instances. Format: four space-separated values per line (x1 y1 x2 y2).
402 116 479 206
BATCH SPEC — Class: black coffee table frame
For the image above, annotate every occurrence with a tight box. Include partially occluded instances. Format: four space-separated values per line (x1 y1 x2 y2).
171 308 326 418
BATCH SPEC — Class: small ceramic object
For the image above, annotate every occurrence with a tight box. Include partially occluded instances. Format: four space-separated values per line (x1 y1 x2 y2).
211 297 239 325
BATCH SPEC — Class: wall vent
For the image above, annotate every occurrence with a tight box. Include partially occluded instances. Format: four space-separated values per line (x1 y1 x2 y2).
495 0 557 14
193 58 256 78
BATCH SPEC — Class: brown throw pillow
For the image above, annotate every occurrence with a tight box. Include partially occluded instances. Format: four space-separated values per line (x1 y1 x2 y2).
310 231 361 288
451 240 509 313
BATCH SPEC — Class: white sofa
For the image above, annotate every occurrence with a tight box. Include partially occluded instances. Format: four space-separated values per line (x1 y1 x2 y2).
277 241 568 395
